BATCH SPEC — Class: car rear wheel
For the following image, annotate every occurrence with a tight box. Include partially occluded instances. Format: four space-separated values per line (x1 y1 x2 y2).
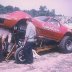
59 36 72 53
15 47 26 64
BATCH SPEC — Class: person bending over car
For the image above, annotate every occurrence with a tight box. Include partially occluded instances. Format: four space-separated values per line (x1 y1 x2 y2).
23 18 36 64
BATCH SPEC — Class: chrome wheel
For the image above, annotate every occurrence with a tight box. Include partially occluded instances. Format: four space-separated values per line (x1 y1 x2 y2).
18 49 26 62
66 40 72 51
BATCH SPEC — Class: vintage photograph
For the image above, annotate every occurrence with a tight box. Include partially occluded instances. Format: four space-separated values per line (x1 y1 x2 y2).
0 0 72 72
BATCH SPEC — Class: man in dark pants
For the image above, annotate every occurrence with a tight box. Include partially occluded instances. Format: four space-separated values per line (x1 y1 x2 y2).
23 18 36 64
23 42 35 64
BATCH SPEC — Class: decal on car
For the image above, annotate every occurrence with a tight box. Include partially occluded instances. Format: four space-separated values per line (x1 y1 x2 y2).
44 26 60 32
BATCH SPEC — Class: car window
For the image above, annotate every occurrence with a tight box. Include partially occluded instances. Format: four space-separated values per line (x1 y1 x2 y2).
48 18 60 27
66 19 72 24
35 16 50 22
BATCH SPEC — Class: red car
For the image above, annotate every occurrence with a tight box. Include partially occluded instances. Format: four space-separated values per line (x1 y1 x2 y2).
33 16 72 51
0 11 72 63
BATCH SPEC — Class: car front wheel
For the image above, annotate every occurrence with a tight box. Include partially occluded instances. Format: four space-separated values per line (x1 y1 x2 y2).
59 36 72 53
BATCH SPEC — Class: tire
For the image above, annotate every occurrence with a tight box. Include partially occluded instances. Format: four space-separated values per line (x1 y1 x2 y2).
15 47 26 64
59 36 72 53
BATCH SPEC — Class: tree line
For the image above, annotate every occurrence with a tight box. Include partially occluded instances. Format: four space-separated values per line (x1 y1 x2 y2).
0 4 56 17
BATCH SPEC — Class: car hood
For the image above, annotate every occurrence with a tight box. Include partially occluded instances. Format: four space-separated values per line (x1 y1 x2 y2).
64 23 72 29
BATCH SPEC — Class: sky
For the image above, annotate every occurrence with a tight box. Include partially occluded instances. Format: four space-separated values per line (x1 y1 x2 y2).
0 0 72 16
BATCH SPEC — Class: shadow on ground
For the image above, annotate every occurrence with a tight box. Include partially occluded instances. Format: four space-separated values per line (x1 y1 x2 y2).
38 47 60 55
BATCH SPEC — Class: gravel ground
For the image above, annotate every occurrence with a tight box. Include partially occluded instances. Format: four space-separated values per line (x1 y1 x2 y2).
0 49 72 72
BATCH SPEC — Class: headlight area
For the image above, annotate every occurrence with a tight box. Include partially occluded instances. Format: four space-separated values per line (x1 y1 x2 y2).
68 29 72 32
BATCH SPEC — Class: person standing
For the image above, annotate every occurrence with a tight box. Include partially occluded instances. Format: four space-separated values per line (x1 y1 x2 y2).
23 18 36 64
0 28 12 62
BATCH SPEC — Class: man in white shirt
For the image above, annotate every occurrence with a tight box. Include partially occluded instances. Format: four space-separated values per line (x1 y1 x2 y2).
23 18 36 64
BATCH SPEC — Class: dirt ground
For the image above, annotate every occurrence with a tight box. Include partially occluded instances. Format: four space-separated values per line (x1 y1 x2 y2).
0 49 72 72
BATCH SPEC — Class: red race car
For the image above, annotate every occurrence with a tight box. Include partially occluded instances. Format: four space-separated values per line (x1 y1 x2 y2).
0 11 72 63
33 16 72 52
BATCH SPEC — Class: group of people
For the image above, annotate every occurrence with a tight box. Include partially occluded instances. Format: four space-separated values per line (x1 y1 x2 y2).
0 18 37 64
0 27 12 62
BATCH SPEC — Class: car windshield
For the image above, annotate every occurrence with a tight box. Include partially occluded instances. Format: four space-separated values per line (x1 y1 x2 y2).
66 20 72 24
64 19 72 26
35 16 49 22
48 18 58 22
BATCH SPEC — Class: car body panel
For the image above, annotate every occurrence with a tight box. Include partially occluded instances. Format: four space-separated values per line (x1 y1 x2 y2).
0 11 31 28
32 17 71 42
0 11 72 42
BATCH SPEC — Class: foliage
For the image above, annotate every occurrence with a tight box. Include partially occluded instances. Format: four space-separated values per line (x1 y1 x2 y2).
24 6 56 17
0 4 56 17
0 4 20 14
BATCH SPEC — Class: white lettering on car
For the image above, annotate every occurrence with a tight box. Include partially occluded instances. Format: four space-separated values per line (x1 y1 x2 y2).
44 26 60 32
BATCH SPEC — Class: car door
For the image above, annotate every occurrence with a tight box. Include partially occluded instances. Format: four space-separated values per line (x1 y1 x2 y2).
42 18 62 40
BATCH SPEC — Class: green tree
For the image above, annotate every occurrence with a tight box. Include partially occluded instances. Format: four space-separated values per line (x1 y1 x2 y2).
0 4 6 14
29 9 38 17
14 7 20 11
39 6 47 11
49 9 55 17
38 6 48 16
5 5 14 13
